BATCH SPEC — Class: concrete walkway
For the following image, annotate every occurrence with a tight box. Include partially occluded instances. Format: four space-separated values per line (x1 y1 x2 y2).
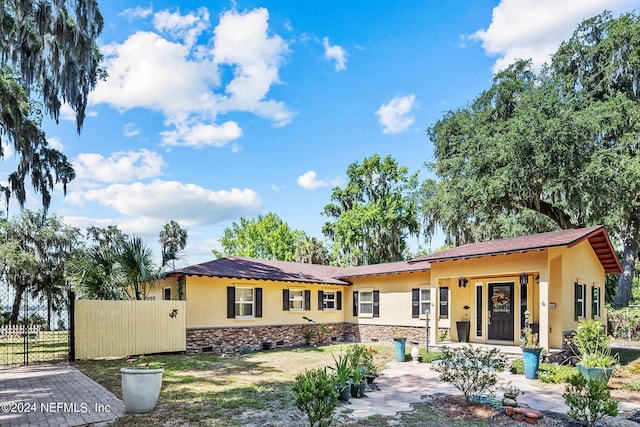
0 364 124 427
338 359 640 421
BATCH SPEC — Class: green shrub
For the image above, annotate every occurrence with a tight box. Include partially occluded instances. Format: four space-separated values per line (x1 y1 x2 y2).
510 359 524 374
537 364 578 384
345 344 379 376
292 368 338 427
573 320 610 356
419 348 444 363
512 360 577 383
430 345 507 403
563 374 618 427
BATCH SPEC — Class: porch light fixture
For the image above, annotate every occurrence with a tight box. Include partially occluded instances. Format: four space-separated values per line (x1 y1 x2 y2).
535 275 540 284
458 277 468 288
519 273 528 286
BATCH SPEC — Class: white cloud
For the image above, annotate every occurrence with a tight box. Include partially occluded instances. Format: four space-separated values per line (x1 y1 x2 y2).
322 37 347 71
69 180 262 226
153 7 210 48
47 137 64 151
123 123 140 137
160 120 242 148
120 6 153 21
375 94 416 134
470 0 638 72
91 31 217 114
91 7 293 148
73 149 165 183
212 8 293 126
297 171 329 190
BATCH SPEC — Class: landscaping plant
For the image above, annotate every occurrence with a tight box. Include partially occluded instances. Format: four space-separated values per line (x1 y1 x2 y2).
292 367 338 427
430 345 507 403
346 343 379 376
563 374 619 427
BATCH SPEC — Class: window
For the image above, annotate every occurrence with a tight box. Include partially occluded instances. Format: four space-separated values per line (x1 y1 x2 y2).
289 289 304 310
353 290 379 317
227 286 262 318
319 290 341 310
412 288 432 318
283 289 311 311
574 282 586 320
592 285 601 318
236 287 254 317
439 287 449 319
163 287 171 301
359 290 374 316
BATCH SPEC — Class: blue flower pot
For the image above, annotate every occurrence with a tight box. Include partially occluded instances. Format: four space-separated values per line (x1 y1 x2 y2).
393 337 407 362
522 347 542 379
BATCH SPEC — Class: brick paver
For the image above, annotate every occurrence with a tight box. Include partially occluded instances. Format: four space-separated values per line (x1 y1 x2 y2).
0 364 125 426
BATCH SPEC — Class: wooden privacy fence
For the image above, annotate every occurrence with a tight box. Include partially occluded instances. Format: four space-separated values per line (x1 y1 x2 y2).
74 300 186 359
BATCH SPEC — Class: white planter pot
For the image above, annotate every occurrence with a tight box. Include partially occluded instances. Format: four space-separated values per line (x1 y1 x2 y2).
120 368 164 413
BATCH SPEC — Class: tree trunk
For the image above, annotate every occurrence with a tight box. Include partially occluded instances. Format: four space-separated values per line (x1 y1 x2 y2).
614 192 640 307
10 284 26 325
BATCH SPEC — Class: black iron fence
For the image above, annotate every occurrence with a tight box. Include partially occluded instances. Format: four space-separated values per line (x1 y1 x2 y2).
0 285 72 367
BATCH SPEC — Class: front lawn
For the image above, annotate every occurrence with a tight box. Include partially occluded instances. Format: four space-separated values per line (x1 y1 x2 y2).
75 344 396 426
74 344 640 426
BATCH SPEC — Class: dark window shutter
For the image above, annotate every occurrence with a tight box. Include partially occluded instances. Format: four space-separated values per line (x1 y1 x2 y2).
373 290 380 318
353 291 359 316
283 289 289 311
412 288 420 318
574 283 580 320
304 290 311 311
318 291 324 310
439 287 449 319
227 287 235 318
255 288 262 318
337 291 342 310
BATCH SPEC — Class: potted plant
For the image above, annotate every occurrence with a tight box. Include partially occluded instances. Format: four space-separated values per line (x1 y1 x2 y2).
393 329 407 362
502 383 524 407
350 365 366 398
329 353 351 401
120 354 164 413
520 326 543 379
577 352 617 385
573 320 617 385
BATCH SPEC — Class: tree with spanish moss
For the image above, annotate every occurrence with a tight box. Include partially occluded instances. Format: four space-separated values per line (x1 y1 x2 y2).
0 0 104 209
323 154 419 266
424 11 640 305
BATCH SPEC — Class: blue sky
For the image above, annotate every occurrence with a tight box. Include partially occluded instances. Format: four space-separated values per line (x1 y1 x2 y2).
5 0 638 265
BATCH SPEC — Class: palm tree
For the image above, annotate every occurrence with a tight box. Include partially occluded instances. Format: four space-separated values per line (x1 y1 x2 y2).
116 236 159 300
159 220 188 270
294 236 329 264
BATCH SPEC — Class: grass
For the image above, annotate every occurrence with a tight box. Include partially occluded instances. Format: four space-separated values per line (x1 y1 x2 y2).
75 344 395 426
0 330 69 365
74 344 640 426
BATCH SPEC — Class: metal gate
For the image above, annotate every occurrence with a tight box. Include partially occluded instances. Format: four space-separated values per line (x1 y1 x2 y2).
0 284 72 367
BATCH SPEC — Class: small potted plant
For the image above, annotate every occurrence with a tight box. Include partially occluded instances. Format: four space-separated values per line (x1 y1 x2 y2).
350 365 366 398
573 320 617 385
520 326 543 379
120 354 164 413
502 383 524 407
393 329 407 362
329 353 351 401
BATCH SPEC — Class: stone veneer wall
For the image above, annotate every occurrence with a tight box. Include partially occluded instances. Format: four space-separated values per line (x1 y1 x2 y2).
186 323 434 354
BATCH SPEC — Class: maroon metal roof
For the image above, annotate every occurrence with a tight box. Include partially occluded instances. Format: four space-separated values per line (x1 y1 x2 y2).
409 226 622 274
166 256 350 285
336 261 431 279
166 257 431 284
